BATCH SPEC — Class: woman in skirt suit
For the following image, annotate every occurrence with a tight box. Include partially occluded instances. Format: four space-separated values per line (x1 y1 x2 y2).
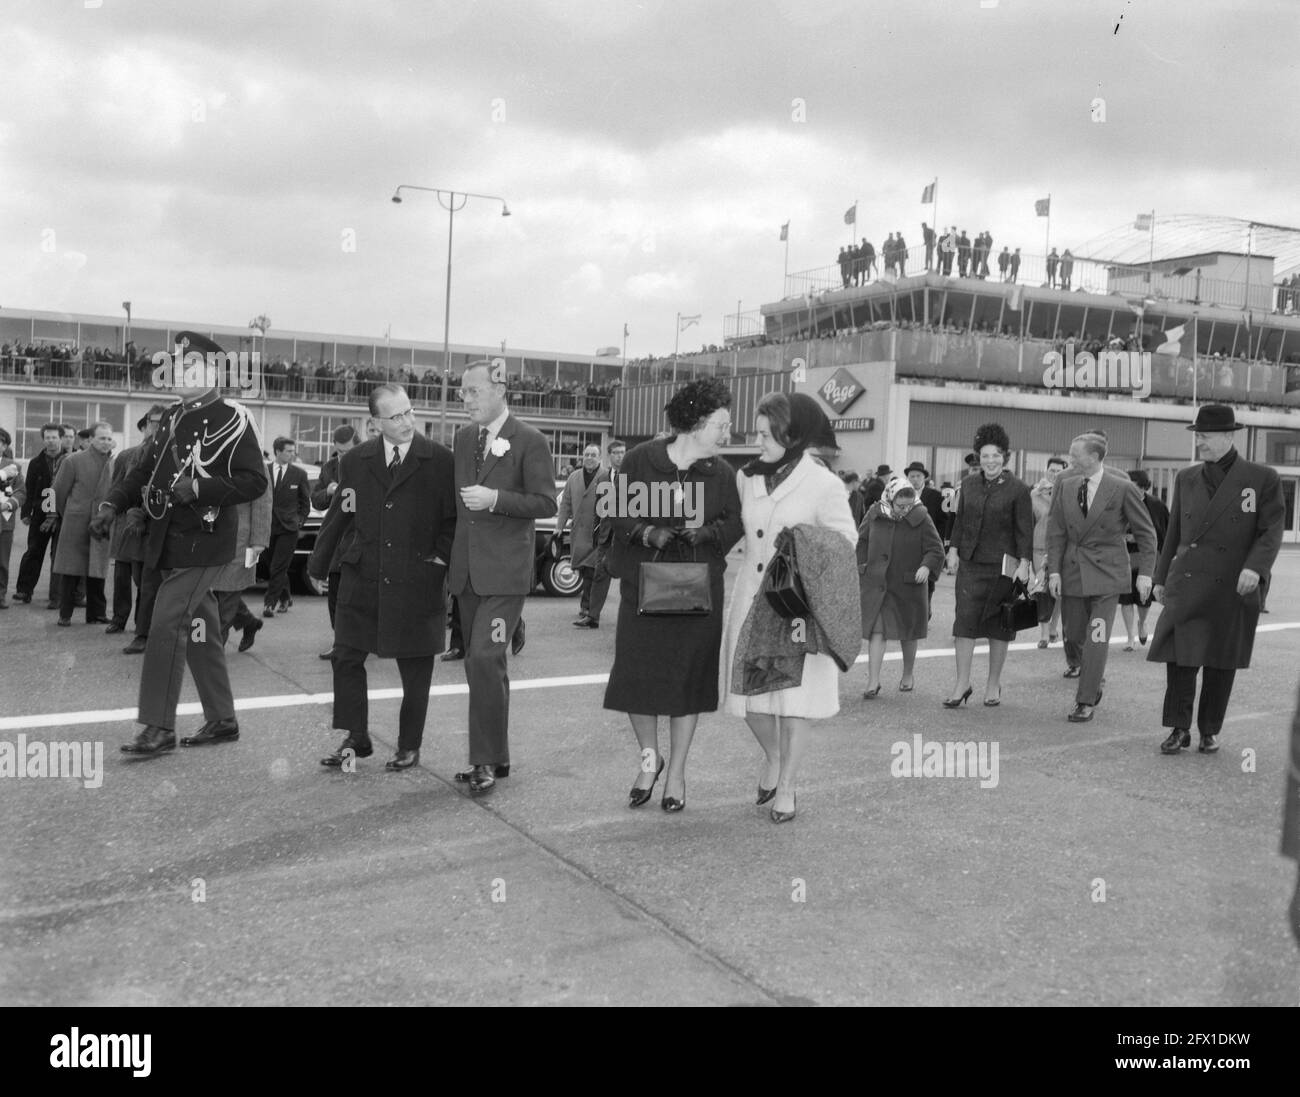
857 475 945 696
945 423 1034 707
719 392 857 823
603 378 743 812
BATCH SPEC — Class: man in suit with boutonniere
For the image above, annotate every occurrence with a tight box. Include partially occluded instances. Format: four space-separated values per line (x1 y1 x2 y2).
449 360 557 794
1046 432 1156 724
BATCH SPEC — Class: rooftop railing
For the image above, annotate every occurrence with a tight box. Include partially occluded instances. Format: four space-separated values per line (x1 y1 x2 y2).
0 358 614 419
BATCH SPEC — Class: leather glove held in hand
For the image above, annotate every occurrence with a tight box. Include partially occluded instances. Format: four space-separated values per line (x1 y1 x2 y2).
645 526 677 550
88 514 113 540
677 524 716 547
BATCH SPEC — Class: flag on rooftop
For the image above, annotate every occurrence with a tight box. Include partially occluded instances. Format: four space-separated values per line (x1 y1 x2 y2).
1135 213 1153 232
1156 324 1185 355
1007 284 1024 311
1034 197 1051 217
921 181 935 204
843 203 856 226
679 314 701 331
779 221 789 241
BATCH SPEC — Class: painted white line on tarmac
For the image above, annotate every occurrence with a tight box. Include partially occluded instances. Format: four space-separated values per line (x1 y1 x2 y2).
3 624 1297 733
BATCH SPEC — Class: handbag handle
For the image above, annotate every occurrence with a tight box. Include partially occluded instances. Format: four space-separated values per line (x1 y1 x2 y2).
651 536 699 564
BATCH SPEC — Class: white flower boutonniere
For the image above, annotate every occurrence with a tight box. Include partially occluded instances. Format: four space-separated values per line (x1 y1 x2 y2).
489 437 511 458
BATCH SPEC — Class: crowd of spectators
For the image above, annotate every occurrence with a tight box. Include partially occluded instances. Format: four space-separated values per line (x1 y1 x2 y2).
0 343 620 414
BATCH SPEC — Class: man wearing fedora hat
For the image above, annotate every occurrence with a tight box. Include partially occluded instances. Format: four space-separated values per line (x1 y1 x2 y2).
1149 404 1284 755
862 464 893 510
905 461 946 607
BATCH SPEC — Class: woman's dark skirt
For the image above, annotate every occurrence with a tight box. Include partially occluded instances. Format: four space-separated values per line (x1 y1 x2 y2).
603 572 727 717
1118 554 1154 607
952 558 1016 642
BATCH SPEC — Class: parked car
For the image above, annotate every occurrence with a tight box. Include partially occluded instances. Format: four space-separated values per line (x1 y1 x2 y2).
271 472 581 598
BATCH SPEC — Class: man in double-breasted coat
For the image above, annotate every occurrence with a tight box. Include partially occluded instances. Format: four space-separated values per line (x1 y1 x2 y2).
52 421 116 625
1149 405 1284 755
309 383 456 770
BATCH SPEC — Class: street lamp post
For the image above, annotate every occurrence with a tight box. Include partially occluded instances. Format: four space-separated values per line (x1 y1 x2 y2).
391 184 510 445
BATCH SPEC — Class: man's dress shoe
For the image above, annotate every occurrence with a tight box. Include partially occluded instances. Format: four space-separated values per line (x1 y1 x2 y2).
1063 666 1081 679
238 618 263 652
88 616 110 624
572 618 599 629
511 618 526 655
181 718 240 746
262 607 276 618
454 764 510 782
121 725 176 755
321 735 374 767
57 617 71 627
1066 703 1094 723
441 648 464 661
123 636 148 654
386 749 420 770
466 764 497 794
1160 728 1191 754
1198 734 1219 754
105 622 125 634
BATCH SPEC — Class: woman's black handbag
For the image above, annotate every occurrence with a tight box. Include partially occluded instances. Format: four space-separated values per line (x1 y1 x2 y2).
998 578 1040 633
763 534 811 620
637 540 711 616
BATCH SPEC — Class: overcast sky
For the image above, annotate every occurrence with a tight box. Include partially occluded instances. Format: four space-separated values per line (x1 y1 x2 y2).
2 0 1298 358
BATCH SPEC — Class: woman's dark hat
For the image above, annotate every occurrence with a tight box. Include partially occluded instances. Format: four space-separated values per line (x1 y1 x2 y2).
1186 404 1240 432
964 452 979 467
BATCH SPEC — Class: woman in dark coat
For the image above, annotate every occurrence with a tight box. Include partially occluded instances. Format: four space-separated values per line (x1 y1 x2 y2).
857 476 945 696
945 423 1034 706
604 378 744 812
1118 469 1170 649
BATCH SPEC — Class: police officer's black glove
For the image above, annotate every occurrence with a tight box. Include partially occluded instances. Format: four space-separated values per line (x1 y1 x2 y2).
171 477 198 504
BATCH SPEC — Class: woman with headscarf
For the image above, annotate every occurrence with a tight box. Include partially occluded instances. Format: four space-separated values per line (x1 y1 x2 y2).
604 378 744 813
856 475 945 696
720 392 858 823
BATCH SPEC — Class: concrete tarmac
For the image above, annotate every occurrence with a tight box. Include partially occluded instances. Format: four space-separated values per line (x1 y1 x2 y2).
2 550 1298 1006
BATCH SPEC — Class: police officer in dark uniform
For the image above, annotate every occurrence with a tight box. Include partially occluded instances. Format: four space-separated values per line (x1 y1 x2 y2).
90 333 268 756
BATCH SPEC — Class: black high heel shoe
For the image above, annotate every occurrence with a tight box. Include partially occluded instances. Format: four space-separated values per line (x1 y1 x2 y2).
983 687 1002 707
661 776 685 813
862 684 882 699
770 792 796 824
942 687 973 708
756 776 777 806
628 756 665 808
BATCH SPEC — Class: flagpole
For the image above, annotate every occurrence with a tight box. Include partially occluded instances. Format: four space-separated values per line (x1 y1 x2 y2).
1191 312 1198 460
931 178 939 271
1147 209 1156 292
849 199 857 247
673 312 680 383
1044 193 1051 272
622 323 628 369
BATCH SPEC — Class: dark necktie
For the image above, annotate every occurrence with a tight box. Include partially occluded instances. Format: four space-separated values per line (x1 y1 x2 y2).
389 446 401 479
1078 480 1089 518
274 465 282 491
474 427 489 475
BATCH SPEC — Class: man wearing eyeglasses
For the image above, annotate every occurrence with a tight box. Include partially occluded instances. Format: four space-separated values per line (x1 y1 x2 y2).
309 384 457 771
450 360 558 794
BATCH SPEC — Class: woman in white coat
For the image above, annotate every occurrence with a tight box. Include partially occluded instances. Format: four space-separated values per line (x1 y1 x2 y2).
720 392 858 823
